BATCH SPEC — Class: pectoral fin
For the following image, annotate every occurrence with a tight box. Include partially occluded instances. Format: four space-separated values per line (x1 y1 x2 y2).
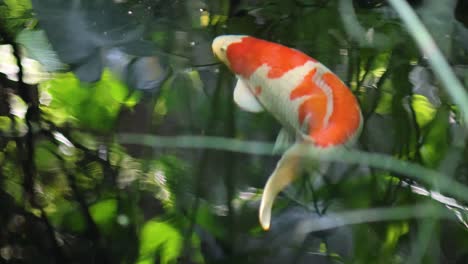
233 78 264 112
259 143 307 230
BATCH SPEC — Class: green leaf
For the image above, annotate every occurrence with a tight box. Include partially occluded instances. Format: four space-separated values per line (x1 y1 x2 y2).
42 70 134 132
61 205 86 232
59 199 118 234
16 29 67 72
196 203 226 238
90 199 118 235
420 108 450 168
0 0 33 32
137 219 183 264
383 222 410 253
412 94 437 127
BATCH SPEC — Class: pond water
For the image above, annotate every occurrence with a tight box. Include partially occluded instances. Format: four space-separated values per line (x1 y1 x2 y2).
0 0 467 263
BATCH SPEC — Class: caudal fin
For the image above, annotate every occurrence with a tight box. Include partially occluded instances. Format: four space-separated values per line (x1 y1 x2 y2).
259 143 306 230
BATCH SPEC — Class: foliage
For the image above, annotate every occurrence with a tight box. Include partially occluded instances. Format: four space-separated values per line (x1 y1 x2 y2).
0 0 468 263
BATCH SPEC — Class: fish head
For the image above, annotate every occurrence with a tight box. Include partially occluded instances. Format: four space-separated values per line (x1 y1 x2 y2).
213 35 313 80
212 35 247 68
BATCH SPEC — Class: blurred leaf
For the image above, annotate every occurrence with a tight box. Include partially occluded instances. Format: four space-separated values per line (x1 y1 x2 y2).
61 205 86 232
137 219 183 264
0 0 33 32
31 0 147 81
383 222 410 252
72 50 104 83
34 140 60 171
152 155 193 210
196 203 226 239
412 94 437 127
16 29 67 72
60 199 118 234
125 56 169 91
375 88 394 114
420 108 450 168
41 70 135 132
410 66 441 107
90 199 118 235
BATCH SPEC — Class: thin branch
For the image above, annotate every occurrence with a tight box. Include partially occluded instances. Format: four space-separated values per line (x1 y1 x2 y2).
117 133 468 204
295 204 452 233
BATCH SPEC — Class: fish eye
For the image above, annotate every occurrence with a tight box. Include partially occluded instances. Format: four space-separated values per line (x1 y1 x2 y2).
220 44 227 52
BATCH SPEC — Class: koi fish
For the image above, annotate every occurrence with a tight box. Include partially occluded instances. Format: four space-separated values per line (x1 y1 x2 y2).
211 35 363 230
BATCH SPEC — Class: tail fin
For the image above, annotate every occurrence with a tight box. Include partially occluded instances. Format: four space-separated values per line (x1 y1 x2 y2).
259 143 306 230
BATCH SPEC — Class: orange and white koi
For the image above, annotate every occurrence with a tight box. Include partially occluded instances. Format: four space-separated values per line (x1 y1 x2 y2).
212 35 362 230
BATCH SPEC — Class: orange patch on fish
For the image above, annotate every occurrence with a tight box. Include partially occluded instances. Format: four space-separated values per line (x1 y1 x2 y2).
308 72 361 147
297 94 328 133
289 68 318 100
226 37 314 79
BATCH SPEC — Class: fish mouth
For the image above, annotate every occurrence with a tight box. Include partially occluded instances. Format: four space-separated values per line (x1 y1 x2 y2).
211 36 228 62
211 35 247 64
